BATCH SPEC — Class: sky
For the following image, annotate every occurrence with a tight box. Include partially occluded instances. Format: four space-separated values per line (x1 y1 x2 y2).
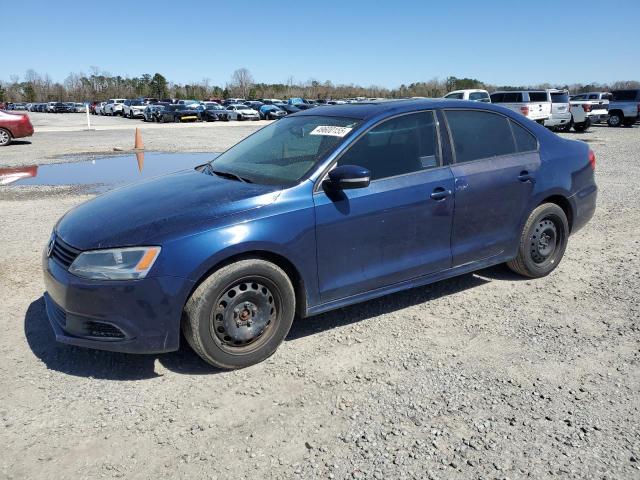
3 0 639 89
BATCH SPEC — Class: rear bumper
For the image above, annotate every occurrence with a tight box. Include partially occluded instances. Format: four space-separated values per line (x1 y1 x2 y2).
42 250 193 354
544 113 571 127
570 183 597 234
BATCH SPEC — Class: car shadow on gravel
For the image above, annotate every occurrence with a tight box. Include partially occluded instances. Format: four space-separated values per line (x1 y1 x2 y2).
6 140 32 146
25 269 500 379
287 272 490 341
24 296 222 380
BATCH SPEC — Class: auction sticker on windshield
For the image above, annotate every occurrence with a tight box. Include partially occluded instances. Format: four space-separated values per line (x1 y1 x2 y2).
310 126 353 137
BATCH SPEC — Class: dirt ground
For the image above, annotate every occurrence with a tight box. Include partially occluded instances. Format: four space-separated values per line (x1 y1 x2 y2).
0 118 638 480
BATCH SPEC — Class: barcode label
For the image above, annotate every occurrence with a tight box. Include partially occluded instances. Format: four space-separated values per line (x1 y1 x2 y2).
310 126 353 137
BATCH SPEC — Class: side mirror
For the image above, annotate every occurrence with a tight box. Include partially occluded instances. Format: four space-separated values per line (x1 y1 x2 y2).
327 165 371 189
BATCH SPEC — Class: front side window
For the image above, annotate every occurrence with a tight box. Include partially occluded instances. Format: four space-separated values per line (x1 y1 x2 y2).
445 110 516 163
445 92 464 99
211 115 360 185
336 111 440 181
469 91 489 102
503 92 522 102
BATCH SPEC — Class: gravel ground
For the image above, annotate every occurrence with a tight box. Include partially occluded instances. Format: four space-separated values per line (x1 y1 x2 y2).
0 122 638 479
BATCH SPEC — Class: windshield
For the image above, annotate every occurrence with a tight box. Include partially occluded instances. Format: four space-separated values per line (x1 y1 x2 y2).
210 115 360 185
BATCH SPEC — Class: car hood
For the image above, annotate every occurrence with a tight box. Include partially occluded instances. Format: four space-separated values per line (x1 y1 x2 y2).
56 169 282 250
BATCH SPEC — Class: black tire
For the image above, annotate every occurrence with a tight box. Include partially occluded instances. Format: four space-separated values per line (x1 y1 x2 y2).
573 117 591 132
237 114 243 121
507 203 569 279
607 111 623 127
0 128 12 146
174 116 180 123
182 259 295 369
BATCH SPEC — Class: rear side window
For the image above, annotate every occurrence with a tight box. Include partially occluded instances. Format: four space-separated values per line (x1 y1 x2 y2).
490 93 504 103
551 92 569 103
510 120 537 152
612 90 639 101
445 92 464 99
528 92 548 102
337 111 440 180
445 110 516 163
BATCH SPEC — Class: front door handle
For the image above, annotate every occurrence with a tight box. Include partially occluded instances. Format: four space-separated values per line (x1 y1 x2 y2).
430 187 452 201
518 171 535 183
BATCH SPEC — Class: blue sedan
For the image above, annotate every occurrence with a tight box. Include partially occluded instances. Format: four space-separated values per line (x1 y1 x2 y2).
42 99 597 369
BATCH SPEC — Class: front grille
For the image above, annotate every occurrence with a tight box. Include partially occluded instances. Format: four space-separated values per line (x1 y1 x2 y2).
50 236 81 269
85 321 126 339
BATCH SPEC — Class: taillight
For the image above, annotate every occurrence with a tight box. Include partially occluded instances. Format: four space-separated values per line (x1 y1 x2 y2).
588 149 596 171
520 105 529 116
582 104 591 112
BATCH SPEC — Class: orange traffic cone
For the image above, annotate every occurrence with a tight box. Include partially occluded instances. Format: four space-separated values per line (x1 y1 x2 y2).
134 128 144 150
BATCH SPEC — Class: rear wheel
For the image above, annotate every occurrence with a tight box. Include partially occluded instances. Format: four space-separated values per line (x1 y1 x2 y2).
237 114 243 121
607 111 623 127
507 203 569 278
182 259 295 369
0 128 12 146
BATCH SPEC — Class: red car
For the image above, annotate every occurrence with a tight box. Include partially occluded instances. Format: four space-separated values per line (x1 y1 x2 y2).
0 110 34 146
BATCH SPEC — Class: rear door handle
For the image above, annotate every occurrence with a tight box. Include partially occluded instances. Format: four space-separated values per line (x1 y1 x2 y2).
430 187 452 201
518 171 535 183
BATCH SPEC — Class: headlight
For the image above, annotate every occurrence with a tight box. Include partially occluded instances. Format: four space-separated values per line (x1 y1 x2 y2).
69 246 161 280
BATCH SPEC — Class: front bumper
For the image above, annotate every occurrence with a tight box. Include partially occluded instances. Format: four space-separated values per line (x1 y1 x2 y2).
42 250 194 354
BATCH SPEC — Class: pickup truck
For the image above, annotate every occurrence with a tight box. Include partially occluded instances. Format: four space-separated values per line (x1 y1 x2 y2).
606 89 640 127
570 92 610 124
443 89 491 102
489 90 551 123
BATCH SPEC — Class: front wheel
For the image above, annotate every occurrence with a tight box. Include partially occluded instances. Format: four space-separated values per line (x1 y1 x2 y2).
182 259 295 369
507 203 569 278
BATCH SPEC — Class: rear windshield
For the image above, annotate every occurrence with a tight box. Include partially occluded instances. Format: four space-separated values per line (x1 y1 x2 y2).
550 92 569 103
528 92 548 102
612 90 639 101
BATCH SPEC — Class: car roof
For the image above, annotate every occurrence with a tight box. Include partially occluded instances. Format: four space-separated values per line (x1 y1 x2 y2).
292 98 518 121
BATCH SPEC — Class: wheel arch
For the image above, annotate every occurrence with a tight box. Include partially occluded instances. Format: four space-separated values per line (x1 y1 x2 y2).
539 194 574 233
185 250 308 319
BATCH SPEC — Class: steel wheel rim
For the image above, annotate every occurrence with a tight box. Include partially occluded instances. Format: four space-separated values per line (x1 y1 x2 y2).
210 277 279 353
530 217 559 264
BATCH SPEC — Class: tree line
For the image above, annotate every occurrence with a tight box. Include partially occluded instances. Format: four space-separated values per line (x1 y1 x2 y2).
1 67 638 103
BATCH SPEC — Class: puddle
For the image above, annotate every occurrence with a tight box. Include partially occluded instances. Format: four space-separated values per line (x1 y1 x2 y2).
0 152 218 192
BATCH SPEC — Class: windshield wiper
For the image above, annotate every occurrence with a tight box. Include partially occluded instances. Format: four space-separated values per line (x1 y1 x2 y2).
210 168 252 183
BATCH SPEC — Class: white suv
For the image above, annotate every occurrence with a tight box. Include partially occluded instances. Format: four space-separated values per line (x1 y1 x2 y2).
443 89 491 102
543 89 571 130
104 99 126 116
